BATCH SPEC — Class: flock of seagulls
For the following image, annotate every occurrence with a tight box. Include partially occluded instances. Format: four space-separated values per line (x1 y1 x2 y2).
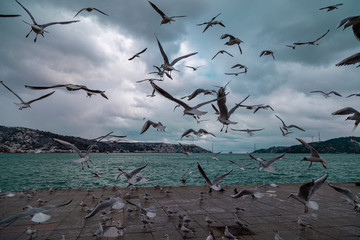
0 1 359 239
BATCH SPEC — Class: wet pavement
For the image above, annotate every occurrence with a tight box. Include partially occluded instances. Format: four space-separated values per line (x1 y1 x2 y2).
0 182 359 240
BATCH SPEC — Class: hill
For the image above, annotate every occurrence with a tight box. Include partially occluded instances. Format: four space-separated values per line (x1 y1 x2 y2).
0 126 210 154
253 136 360 154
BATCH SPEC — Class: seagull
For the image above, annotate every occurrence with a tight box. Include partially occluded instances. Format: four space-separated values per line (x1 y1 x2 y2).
337 16 360 41
205 214 216 226
231 64 248 73
310 90 342 98
148 65 169 79
332 107 360 131
274 230 284 240
280 127 293 136
73 7 108 18
347 93 360 98
53 134 107 170
211 151 222 161
91 172 106 178
211 50 234 60
116 164 148 186
181 88 216 101
228 160 253 171
197 13 225 33
128 48 147 61
336 52 360 68
224 72 245 76
197 162 233 192
220 34 243 54
179 142 195 155
150 81 221 118
239 103 274 113
0 81 55 110
247 152 286 172
0 199 72 224
180 128 216 139
351 136 360 146
25 83 108 99
288 173 328 213
206 230 216 240
125 199 157 218
0 14 21 17
286 44 296 49
297 217 312 230
260 50 275 59
214 82 250 132
296 138 328 169
328 183 359 212
275 114 305 132
293 29 330 46
231 128 264 136
185 65 203 71
93 222 104 239
140 120 166 134
180 223 196 238
155 35 197 74
148 1 185 24
233 213 248 228
85 198 125 219
224 226 238 240
15 0 79 42
319 3 343 11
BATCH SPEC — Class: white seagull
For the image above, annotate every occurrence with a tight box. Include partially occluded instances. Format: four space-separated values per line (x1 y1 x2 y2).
197 13 225 33
181 88 216 101
155 35 197 74
15 0 79 42
197 162 233 192
73 7 108 18
128 47 147 61
0 81 55 110
231 128 264 136
288 173 328 213
140 120 166 134
247 152 286 172
296 138 328 169
85 198 125 219
25 83 108 99
117 164 148 186
148 1 186 24
275 114 305 132
332 107 360 131
211 50 234 60
328 183 359 212
220 34 244 54
180 128 216 139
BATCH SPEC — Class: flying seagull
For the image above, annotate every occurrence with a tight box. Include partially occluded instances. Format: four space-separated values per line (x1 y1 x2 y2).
214 82 249 132
336 52 360 68
231 64 248 73
196 162 233 192
231 128 264 136
293 29 330 46
346 93 360 98
150 81 220 118
328 183 359 212
181 88 216 101
332 107 360 131
211 50 233 60
0 199 72 225
260 50 275 59
25 83 108 99
140 120 166 134
155 35 197 74
185 65 203 71
15 0 79 42
0 81 55 110
319 3 343 12
180 128 216 139
296 138 328 169
116 164 148 186
310 90 342 98
288 173 328 213
73 7 108 18
337 16 360 41
197 13 225 33
148 1 185 24
231 187 263 199
85 198 125 219
275 114 305 132
247 152 286 172
128 47 147 61
220 34 243 54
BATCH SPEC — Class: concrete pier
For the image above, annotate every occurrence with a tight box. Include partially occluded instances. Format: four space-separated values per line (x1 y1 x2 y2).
0 182 359 239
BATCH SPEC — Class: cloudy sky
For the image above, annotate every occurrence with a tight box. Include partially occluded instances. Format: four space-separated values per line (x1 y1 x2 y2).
1 0 359 153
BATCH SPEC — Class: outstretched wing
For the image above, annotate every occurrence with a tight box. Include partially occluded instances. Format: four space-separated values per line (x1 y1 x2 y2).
309 173 328 199
196 162 213 186
332 107 359 115
296 138 320 158
27 91 55 104
170 52 198 66
150 81 190 110
181 129 196 139
155 35 169 65
314 29 330 42
15 0 37 24
148 1 166 18
42 20 79 28
0 81 25 103
53 138 83 157
212 169 233 185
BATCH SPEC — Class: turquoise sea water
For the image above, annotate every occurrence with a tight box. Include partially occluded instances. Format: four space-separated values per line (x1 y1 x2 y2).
0 153 358 191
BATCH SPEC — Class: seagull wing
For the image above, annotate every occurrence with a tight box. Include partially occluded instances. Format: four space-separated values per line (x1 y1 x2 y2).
181 129 196 139
140 120 156 134
155 35 169 65
170 52 198 66
309 173 328 199
211 103 219 114
73 8 86 18
93 8 109 16
336 52 360 66
129 164 148 178
148 1 166 18
275 115 286 127
328 183 357 202
39 199 72 211
228 95 250 116
287 124 305 131
223 50 234 57
264 153 285 166
310 90 325 95
42 20 79 29
332 107 359 115
212 169 233 185
329 91 342 97
196 162 213 186
0 14 21 17
15 0 37 24
210 13 221 22
53 138 83 157
314 29 330 42
150 81 190 110
211 51 220 60
0 81 25 103
27 91 55 104
296 138 320 158
25 84 67 90
298 179 315 201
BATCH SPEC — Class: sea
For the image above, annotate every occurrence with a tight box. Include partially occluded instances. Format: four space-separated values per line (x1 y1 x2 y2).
0 153 358 192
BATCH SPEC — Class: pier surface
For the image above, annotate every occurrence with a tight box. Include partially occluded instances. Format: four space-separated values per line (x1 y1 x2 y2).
0 182 359 240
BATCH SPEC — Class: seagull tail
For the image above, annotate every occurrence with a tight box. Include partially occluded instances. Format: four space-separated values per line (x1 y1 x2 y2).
306 201 319 210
